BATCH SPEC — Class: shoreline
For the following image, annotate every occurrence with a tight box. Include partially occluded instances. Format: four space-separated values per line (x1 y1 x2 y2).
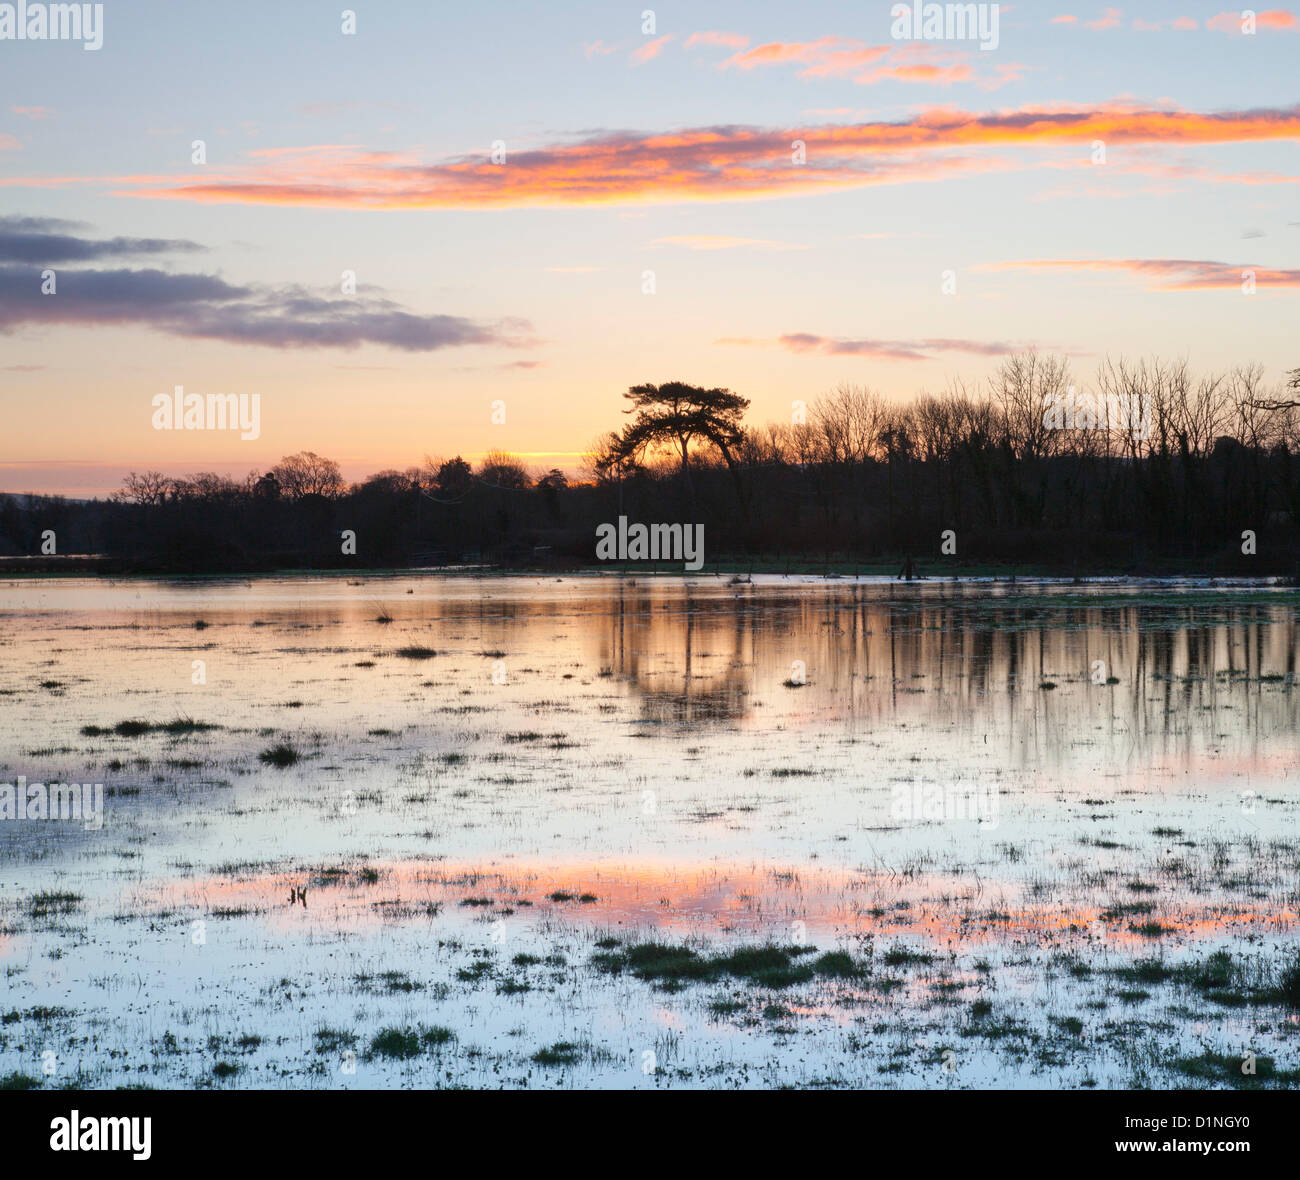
1 556 1296 584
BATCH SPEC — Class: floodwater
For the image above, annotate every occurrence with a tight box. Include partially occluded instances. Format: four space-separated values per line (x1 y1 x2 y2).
1 574 1298 1089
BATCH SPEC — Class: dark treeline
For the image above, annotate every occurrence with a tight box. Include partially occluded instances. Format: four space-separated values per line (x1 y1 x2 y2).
3 354 1300 574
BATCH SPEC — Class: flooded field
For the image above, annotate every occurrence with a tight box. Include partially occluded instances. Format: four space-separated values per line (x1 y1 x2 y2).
2 574 1298 1090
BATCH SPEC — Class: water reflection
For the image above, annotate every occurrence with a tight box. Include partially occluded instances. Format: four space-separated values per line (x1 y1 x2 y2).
591 582 1299 775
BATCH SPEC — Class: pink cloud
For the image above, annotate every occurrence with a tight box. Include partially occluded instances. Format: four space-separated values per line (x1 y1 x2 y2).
685 31 748 49
631 33 674 64
1208 8 1297 32
1085 8 1123 30
983 258 1300 290
719 36 1014 88
722 334 1036 362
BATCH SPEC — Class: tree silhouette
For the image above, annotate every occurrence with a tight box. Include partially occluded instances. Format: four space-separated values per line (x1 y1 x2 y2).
610 381 750 518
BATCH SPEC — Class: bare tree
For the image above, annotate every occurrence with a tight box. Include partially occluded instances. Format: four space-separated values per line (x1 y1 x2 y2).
271 452 346 500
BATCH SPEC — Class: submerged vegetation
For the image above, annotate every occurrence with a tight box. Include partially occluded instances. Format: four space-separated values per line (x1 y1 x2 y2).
1 575 1297 1089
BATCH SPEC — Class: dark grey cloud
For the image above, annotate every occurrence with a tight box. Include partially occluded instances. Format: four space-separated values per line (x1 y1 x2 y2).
0 214 205 263
0 217 534 352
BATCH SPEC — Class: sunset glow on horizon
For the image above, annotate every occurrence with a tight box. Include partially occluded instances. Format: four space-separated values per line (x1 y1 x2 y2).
3 1 1298 497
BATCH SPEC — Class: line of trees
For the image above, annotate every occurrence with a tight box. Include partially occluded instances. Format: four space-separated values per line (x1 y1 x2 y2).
2 354 1299 573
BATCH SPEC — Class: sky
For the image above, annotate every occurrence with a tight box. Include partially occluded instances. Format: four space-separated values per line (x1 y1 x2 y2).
1 0 1297 496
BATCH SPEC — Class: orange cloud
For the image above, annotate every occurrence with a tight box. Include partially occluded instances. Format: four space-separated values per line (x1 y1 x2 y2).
721 36 891 74
1208 8 1298 32
685 30 748 49
718 36 1012 88
631 33 673 63
984 258 1300 289
1085 7 1123 29
8 101 1298 211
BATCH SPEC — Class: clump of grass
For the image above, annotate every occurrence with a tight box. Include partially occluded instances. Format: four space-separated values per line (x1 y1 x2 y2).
1276 958 1300 1007
314 1028 358 1055
81 718 220 738
160 718 220 735
258 743 299 767
455 959 494 983
1173 1053 1300 1089
212 1061 240 1080
0 1073 43 1090
1176 950 1234 992
532 1042 582 1066
593 941 839 991
811 950 863 979
708 997 746 1017
1130 921 1174 938
394 646 438 660
26 892 82 919
881 945 935 968
1113 957 1175 985
367 1025 455 1060
353 971 424 995
2 1005 73 1025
